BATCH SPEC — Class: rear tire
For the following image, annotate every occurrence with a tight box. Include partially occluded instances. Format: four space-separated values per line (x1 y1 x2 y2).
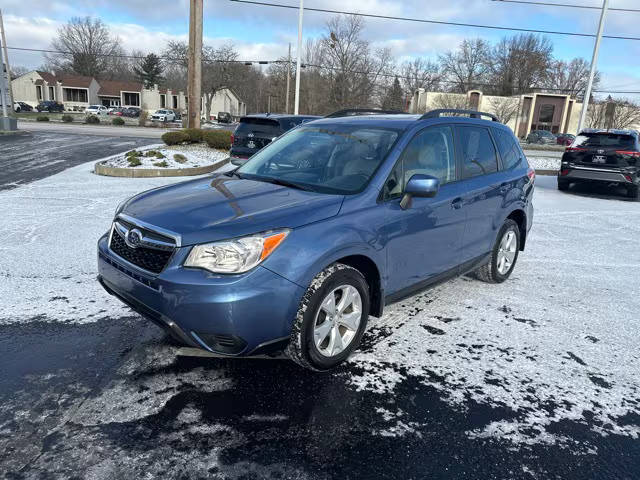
557 178 570 191
627 184 639 200
287 263 370 371
474 219 521 284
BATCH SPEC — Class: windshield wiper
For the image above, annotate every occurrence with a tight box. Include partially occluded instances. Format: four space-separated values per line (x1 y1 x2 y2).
251 176 316 192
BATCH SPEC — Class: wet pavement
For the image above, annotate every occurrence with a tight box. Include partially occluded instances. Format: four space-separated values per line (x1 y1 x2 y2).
1 155 639 478
0 132 156 190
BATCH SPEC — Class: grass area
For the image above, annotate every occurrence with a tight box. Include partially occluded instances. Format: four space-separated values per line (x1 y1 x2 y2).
14 111 141 126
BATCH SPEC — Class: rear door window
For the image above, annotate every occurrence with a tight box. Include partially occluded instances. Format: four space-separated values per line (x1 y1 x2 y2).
493 128 524 170
458 126 499 178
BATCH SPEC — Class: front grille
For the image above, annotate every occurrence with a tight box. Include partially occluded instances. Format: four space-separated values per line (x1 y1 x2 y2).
110 229 174 274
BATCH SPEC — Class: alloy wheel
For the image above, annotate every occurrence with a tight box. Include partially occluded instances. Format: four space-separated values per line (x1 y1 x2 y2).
497 229 517 275
313 285 362 357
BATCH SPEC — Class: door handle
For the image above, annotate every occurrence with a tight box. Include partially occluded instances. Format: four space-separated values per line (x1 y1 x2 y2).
451 197 463 210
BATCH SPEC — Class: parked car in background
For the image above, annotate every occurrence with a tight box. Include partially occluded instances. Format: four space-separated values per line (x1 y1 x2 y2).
35 101 64 113
108 107 125 116
97 108 534 370
230 114 321 165
556 133 575 146
217 111 232 123
558 128 640 199
151 109 177 122
86 105 109 116
122 107 141 118
526 130 556 145
13 101 33 112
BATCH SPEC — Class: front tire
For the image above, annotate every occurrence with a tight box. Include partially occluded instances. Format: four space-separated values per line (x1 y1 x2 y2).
287 263 369 371
474 219 521 284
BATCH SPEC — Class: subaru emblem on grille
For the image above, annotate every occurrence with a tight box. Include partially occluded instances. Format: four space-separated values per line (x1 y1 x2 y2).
126 228 143 248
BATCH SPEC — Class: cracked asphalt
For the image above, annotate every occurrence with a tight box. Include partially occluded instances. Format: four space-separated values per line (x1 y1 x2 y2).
1 133 639 479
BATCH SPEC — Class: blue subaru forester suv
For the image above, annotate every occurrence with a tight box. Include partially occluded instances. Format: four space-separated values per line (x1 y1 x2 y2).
97 109 534 371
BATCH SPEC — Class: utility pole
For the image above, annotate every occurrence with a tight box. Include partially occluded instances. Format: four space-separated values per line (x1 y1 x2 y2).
0 34 8 118
0 10 14 110
294 0 304 115
285 43 291 114
187 0 203 128
577 0 609 133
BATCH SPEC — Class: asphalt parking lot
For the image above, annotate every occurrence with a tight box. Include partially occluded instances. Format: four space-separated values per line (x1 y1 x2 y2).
0 138 639 479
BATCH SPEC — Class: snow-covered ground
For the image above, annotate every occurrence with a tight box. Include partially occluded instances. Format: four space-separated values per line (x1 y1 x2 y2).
524 149 563 171
1 163 638 449
100 144 228 170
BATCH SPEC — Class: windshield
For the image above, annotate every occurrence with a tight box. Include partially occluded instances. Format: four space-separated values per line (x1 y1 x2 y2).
237 125 401 194
572 133 635 149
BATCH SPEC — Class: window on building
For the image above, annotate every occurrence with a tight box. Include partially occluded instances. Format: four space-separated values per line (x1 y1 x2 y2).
172 95 178 109
493 128 523 170
458 126 498 178
63 88 88 102
160 94 166 108
122 92 140 106
539 104 555 123
36 86 43 101
48 86 55 100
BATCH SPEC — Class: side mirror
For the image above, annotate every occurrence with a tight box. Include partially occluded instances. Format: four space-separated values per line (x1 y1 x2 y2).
400 174 440 209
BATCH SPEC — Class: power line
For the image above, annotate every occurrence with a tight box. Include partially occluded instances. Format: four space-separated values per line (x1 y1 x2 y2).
8 46 640 94
229 0 640 41
490 0 640 13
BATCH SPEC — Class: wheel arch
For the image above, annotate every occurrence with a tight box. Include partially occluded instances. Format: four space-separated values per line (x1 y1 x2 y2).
506 208 527 251
333 254 384 318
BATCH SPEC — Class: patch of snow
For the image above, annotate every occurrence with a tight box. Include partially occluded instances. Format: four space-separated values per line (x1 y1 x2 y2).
100 143 228 169
523 149 562 171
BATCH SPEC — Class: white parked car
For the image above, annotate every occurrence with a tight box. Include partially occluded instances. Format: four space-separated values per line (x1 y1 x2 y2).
86 105 108 115
151 109 177 122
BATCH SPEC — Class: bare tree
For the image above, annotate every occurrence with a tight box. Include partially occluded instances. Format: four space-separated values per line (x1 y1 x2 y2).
9 66 30 80
45 17 125 78
439 39 490 93
399 58 440 95
487 34 553 96
544 58 598 99
588 98 640 129
431 93 471 110
487 96 520 124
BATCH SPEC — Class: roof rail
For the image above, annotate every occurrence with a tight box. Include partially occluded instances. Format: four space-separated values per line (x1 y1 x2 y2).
420 109 500 122
325 108 406 118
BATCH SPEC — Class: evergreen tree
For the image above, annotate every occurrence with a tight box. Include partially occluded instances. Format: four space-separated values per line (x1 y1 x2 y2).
134 53 164 89
381 77 405 111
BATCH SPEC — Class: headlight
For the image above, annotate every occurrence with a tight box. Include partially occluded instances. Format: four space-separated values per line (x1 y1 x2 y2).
184 229 290 274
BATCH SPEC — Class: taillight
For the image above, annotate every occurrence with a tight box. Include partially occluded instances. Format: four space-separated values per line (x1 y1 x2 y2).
230 134 234 145
560 169 570 176
624 174 633 182
527 167 535 183
565 147 587 152
615 150 640 157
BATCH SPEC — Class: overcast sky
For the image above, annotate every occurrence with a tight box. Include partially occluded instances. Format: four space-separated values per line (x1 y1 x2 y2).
3 0 640 98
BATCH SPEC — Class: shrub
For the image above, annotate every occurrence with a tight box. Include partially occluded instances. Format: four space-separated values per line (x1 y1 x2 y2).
203 130 232 150
85 115 100 124
162 131 189 145
144 150 166 159
125 150 141 158
112 117 125 126
173 153 188 164
61 115 74 123
182 128 203 143
153 161 168 168
127 157 142 167
36 116 49 122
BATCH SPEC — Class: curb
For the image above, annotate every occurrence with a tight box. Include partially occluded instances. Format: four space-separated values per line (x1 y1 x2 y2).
534 169 558 176
94 157 229 178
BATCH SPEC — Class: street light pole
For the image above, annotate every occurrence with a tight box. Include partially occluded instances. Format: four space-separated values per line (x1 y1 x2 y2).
0 9 14 111
294 0 303 115
187 0 203 128
577 0 609 133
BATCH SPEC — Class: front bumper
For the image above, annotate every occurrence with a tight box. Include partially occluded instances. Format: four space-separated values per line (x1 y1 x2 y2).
97 234 305 356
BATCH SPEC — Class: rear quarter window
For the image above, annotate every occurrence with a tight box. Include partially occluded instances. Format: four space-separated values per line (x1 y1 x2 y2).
493 128 524 170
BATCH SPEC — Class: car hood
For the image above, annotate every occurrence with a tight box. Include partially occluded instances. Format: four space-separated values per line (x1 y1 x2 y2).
121 175 344 246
